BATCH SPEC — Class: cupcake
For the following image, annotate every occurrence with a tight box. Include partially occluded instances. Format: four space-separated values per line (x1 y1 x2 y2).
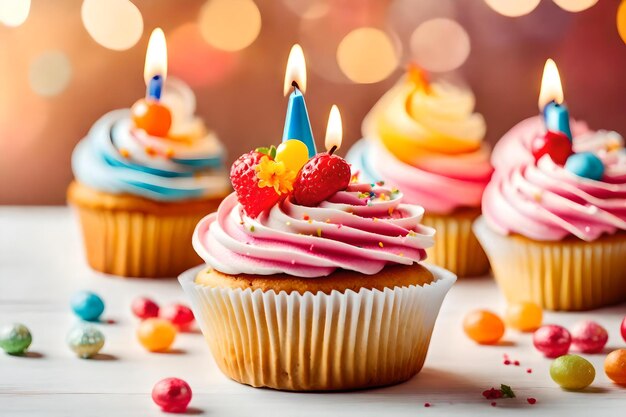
347 68 492 277
474 116 626 311
180 140 456 391
68 79 230 278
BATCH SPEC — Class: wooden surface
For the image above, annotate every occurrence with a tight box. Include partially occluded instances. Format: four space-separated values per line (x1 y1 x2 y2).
1 206 625 416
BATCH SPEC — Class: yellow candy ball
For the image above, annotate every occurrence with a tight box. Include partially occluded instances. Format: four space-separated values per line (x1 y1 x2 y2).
505 302 543 332
275 140 310 173
137 318 176 352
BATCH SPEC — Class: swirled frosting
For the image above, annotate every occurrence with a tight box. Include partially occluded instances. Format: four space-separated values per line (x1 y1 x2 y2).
193 183 435 277
483 116 626 242
72 79 229 201
346 75 492 214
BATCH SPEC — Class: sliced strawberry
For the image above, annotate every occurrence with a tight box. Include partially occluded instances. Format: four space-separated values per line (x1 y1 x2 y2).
230 151 281 218
293 154 351 206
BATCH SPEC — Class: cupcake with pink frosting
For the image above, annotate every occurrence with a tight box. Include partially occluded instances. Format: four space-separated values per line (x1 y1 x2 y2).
474 115 626 311
347 67 493 277
179 138 456 391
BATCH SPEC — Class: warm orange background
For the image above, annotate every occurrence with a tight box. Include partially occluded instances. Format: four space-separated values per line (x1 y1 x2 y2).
1 0 625 204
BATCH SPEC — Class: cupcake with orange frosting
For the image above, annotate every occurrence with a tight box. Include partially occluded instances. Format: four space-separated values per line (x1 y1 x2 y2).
180 112 456 390
68 78 229 278
347 67 492 277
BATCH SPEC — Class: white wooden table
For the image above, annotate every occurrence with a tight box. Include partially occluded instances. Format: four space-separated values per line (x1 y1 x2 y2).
1 207 624 417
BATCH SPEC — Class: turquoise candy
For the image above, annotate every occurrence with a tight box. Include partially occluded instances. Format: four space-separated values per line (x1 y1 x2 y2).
71 291 105 321
0 323 32 355
67 325 105 358
565 152 605 181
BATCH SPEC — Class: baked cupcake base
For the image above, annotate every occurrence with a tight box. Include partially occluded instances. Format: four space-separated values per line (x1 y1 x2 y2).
180 263 456 391
474 216 626 311
422 208 490 278
68 181 225 278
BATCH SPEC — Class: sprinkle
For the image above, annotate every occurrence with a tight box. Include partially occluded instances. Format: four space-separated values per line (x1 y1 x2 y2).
398 253 404 257
424 403 431 408
527 398 537 405
503 360 511 365
325 218 331 223
316 228 322 237
309 244 314 251
350 173 359 183
526 368 532 374
358 192 369 199
308 220 313 224
165 148 175 158
532 191 542 202
388 207 394 216
376 180 385 186
303 214 310 221
119 148 130 158
408 230 417 237
379 193 389 201
370 183 375 187
391 188 399 194
286 221 291 226
250 225 255 232
240 221 244 225
145 146 156 156
513 360 520 366
291 260 296 265
378 242 384 248
372 217 378 222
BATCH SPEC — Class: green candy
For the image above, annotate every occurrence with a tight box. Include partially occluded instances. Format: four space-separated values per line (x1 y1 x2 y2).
550 354 595 390
0 323 32 355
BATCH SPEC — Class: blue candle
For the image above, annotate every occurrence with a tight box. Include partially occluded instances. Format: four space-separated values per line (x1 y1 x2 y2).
282 84 316 158
544 100 572 140
147 74 164 100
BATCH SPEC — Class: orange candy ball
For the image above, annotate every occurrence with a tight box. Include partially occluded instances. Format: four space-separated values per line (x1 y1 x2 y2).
604 349 626 385
505 302 543 332
131 99 172 137
463 310 505 345
137 318 176 352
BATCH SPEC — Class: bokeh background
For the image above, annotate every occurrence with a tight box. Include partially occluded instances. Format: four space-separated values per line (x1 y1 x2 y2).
1 0 625 204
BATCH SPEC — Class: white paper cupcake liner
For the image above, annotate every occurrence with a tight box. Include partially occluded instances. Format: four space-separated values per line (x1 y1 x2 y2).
179 264 456 391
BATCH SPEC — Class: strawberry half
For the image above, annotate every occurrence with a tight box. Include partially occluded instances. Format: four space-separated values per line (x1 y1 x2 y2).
292 153 351 206
230 151 281 218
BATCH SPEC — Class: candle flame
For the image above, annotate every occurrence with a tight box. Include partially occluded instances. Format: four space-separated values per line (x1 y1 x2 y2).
144 28 167 85
538 58 564 110
325 105 342 152
283 44 307 96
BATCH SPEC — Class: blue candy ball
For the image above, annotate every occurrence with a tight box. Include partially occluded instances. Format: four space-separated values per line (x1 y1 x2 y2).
71 291 105 321
565 152 604 181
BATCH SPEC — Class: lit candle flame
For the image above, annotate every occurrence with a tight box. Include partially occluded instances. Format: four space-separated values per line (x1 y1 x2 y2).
144 28 167 85
538 58 564 110
283 44 307 96
325 105 342 152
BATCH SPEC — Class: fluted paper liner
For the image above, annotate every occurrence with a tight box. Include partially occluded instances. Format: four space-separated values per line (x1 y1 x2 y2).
422 210 490 278
474 216 626 311
180 264 456 391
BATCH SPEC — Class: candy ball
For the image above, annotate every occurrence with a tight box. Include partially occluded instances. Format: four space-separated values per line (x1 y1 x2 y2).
131 98 172 137
132 297 160 320
463 310 505 345
533 325 571 358
604 349 626 385
565 152 605 181
275 139 310 173
160 303 195 331
531 131 572 165
620 316 626 342
137 318 176 352
0 323 32 355
71 291 105 322
550 354 595 390
152 377 192 413
505 302 543 332
571 320 608 354
67 325 105 358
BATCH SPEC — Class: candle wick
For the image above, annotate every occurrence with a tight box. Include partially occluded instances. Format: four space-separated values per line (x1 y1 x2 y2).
292 80 299 93
328 145 337 155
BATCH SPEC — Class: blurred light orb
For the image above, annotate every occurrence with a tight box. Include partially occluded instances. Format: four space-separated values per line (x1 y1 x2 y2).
170 23 238 87
199 0 261 52
29 51 72 97
0 0 30 27
81 0 143 51
337 28 399 84
484 0 541 17
552 0 598 12
283 0 329 19
618 0 626 46
410 18 470 72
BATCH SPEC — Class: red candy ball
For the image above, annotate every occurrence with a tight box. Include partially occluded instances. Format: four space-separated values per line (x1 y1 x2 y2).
160 304 195 331
531 131 573 165
533 325 571 358
152 378 192 413
571 320 608 354
621 316 626 343
131 297 160 320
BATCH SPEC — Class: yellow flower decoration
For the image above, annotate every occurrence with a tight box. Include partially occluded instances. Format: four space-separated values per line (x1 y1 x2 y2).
255 155 296 195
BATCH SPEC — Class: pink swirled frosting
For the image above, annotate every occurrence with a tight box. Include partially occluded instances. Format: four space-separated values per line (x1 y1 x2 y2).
483 116 626 242
193 183 435 277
